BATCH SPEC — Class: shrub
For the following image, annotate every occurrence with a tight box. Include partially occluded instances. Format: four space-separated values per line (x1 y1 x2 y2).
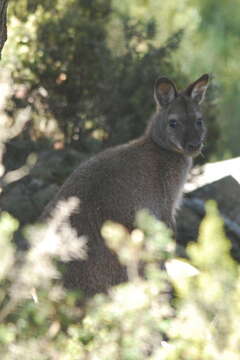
5 0 182 156
0 202 239 359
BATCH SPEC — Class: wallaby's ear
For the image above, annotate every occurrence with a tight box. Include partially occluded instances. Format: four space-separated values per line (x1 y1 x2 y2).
185 74 209 104
154 77 177 107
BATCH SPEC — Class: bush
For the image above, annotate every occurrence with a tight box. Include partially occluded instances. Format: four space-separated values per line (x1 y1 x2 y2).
0 202 240 359
4 0 183 157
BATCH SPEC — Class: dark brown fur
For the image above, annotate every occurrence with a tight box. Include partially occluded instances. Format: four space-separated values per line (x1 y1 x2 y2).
41 74 209 296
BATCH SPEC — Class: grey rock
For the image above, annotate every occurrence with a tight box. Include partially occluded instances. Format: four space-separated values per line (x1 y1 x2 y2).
189 175 240 225
177 174 240 260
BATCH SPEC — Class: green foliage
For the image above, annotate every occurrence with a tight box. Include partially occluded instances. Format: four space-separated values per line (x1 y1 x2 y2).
0 203 240 359
167 202 240 359
5 0 240 167
4 0 181 157
173 0 240 158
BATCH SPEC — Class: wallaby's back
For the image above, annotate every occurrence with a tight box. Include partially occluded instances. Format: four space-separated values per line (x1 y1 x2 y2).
41 74 209 296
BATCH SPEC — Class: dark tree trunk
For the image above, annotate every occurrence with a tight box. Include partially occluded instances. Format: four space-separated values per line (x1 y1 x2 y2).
0 0 8 59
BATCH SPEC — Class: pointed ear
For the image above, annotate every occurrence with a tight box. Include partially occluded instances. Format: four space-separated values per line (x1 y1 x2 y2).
185 74 209 104
154 77 177 107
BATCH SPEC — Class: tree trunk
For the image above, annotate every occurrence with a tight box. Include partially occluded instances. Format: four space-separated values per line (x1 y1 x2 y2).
0 0 8 59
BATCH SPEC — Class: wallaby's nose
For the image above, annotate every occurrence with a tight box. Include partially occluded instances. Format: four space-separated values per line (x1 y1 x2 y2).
186 142 201 152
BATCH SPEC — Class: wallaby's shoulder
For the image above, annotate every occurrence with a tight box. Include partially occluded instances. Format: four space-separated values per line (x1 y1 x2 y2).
74 135 156 175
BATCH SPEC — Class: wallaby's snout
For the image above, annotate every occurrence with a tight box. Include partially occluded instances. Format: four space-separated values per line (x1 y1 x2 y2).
185 140 203 156
173 116 206 157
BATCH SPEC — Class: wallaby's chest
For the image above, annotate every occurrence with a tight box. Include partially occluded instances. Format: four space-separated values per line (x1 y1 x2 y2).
99 149 191 225
138 154 191 215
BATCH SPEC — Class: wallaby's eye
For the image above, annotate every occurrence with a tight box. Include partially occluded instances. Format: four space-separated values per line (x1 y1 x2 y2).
169 119 177 128
196 119 203 127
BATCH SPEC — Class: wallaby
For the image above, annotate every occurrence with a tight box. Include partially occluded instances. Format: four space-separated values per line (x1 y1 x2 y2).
41 74 209 296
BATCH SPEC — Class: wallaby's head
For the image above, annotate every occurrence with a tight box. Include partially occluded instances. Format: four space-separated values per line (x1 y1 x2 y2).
152 74 209 157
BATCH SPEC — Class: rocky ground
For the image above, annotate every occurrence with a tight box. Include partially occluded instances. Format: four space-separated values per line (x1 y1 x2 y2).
177 157 240 260
0 147 87 248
